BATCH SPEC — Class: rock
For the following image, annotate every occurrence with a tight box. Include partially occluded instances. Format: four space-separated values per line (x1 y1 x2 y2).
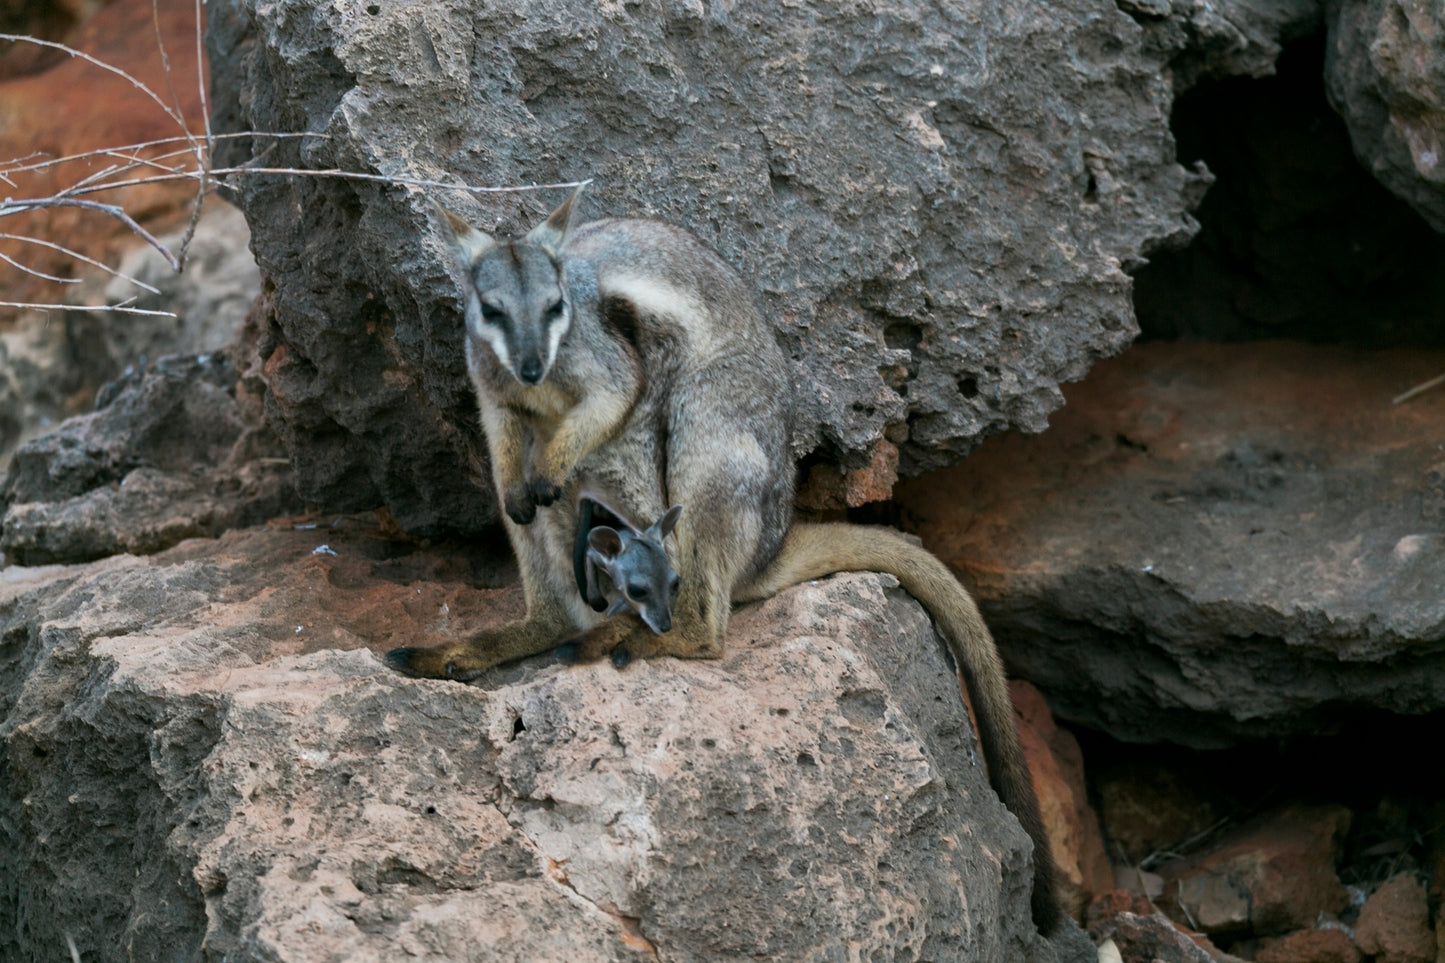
1157 805 1351 940
0 528 1091 962
1120 0 1321 91
1 352 298 565
1255 927 1362 963
895 340 1445 747
1354 873 1435 963
1086 908 1215 963
204 0 1210 536
0 202 263 471
0 0 207 309
1324 0 1445 233
1094 763 1221 867
1012 680 1113 920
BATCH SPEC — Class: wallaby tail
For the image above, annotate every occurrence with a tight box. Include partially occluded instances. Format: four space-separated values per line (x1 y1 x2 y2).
741 522 1062 934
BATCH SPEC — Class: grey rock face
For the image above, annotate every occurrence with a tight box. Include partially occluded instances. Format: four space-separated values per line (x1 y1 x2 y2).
0 529 1086 962
206 0 1208 535
0 353 297 565
895 341 1445 748
1325 0 1445 233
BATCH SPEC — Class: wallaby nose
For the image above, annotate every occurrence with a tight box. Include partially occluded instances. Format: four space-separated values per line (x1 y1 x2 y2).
518 356 544 384
646 610 672 634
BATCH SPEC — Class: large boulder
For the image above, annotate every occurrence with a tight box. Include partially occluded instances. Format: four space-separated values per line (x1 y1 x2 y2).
0 524 1092 961
205 0 1211 535
1325 0 1445 233
896 340 1445 747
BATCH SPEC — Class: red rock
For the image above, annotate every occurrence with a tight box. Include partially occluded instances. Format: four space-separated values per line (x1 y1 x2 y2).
796 438 900 510
1255 928 1362 963
0 0 206 310
1095 762 1222 867
1011 679 1114 919
1157 804 1350 939
1354 873 1435 963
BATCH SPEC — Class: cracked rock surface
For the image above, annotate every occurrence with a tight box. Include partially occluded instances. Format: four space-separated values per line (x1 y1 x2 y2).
205 0 1209 534
897 340 1445 748
1 521 1089 962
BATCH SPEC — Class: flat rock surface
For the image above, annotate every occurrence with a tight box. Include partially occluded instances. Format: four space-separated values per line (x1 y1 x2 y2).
897 340 1445 747
206 0 1209 534
1 520 1088 961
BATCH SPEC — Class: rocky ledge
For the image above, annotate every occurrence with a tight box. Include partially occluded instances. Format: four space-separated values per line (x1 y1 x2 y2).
0 521 1093 962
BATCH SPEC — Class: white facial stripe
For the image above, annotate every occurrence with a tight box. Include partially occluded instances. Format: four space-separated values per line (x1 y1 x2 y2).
543 305 570 377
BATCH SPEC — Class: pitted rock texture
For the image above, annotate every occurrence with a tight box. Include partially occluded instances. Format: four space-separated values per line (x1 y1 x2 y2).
204 0 1212 535
0 352 297 565
1325 0 1445 233
0 523 1091 962
896 340 1445 748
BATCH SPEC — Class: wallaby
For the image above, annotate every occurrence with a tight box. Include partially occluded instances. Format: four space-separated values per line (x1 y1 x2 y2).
575 497 683 636
387 190 1062 934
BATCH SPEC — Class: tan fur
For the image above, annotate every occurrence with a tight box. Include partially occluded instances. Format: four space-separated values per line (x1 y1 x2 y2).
388 196 1061 934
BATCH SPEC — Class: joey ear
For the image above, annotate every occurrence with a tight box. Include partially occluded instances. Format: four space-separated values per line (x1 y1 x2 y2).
588 525 623 559
653 505 683 540
524 183 586 254
434 201 497 263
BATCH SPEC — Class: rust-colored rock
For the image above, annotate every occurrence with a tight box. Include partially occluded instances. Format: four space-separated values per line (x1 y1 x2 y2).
897 341 1445 747
1095 763 1222 867
1354 873 1435 963
1012 679 1113 920
796 439 900 511
1255 928 1362 963
1158 804 1351 939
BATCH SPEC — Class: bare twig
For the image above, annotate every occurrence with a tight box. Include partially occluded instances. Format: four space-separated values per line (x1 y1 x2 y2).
1 300 177 317
0 251 81 284
2 197 180 270
1393 372 1445 405
0 233 163 293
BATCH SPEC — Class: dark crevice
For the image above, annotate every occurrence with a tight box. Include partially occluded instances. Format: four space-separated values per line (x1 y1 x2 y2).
1134 32 1445 348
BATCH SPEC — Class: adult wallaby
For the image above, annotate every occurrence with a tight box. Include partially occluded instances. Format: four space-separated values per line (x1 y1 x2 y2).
386 190 1061 933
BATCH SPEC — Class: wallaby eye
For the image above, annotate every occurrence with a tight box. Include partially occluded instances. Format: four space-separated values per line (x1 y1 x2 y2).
669 577 681 595
480 303 506 323
545 299 565 319
627 582 650 601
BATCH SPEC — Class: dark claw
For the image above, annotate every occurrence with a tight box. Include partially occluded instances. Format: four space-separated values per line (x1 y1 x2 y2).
529 477 562 507
504 494 537 525
554 643 580 664
610 648 632 669
386 647 419 674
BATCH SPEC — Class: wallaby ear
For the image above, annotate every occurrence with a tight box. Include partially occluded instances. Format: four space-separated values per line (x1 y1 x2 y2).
653 505 683 540
524 184 585 254
588 525 623 559
605 597 629 618
434 201 496 263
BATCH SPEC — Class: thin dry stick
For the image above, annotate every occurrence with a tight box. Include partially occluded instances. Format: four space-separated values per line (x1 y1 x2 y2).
45 166 593 199
3 198 180 270
0 251 80 284
0 131 327 178
1 300 176 317
0 233 163 293
1393 372 1445 405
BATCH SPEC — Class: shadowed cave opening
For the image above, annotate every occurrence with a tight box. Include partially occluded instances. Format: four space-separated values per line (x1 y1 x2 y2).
1075 29 1445 947
1133 32 1445 348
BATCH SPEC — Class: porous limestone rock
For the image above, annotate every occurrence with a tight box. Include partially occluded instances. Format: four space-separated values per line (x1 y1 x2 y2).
0 525 1092 962
204 0 1211 534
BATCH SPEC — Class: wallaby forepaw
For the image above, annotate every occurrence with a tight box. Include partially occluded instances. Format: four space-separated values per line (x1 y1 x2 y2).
385 646 422 675
528 476 562 508
503 488 537 525
554 642 580 664
610 648 633 669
